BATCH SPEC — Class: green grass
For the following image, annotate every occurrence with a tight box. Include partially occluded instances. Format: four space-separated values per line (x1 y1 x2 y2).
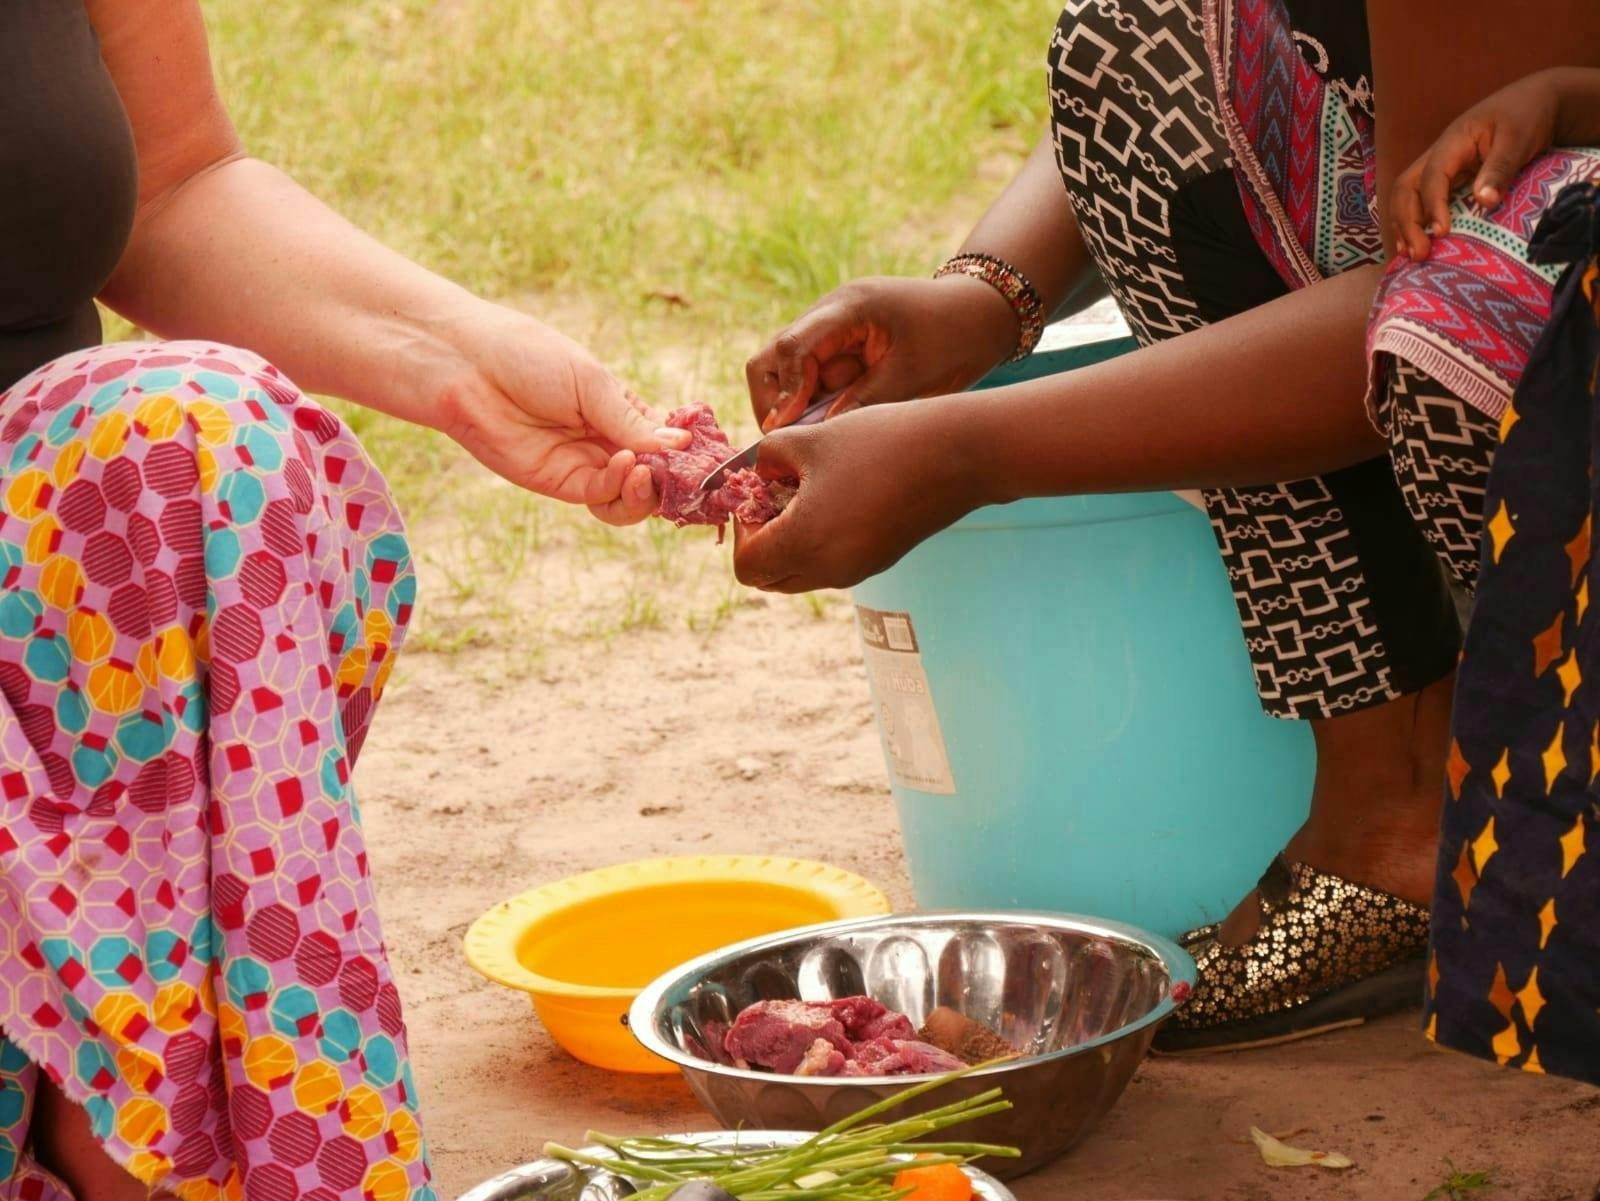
1423 1160 1496 1201
207 0 1052 330
192 0 1058 644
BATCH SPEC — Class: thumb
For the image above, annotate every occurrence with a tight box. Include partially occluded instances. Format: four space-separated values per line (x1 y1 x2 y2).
582 376 685 454
735 428 817 589
752 421 813 481
1473 128 1529 208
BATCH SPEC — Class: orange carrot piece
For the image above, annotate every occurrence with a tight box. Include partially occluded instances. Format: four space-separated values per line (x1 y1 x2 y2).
891 1161 973 1201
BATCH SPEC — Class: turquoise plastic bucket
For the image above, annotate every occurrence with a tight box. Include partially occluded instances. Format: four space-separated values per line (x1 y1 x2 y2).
850 338 1315 938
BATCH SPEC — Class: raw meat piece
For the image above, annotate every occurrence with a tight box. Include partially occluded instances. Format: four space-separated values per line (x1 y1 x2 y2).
713 995 993 1078
824 996 886 1036
723 1000 853 1074
873 1039 967 1076
794 1037 847 1078
856 1010 918 1042
841 1038 967 1077
918 1006 1019 1064
844 1034 900 1073
639 404 794 541
826 996 917 1042
688 1019 735 1067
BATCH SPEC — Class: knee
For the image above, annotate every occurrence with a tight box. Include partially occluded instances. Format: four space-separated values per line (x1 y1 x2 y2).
1366 252 1463 429
24 338 345 467
0 344 358 565
81 340 300 426
7 341 305 443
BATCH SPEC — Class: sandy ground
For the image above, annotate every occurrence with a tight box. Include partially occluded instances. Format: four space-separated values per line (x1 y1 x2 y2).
354 571 1600 1201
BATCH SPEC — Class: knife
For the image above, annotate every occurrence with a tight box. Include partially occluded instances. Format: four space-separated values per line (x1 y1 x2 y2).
697 388 846 494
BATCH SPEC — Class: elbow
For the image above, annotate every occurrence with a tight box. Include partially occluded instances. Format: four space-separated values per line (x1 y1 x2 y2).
99 141 251 316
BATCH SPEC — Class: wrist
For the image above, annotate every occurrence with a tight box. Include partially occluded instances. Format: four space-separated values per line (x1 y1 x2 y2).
931 272 1020 372
915 391 1010 515
418 299 530 435
934 252 1045 363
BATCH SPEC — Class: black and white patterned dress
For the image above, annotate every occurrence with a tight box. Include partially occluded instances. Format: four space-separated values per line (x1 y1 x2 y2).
1045 0 1473 719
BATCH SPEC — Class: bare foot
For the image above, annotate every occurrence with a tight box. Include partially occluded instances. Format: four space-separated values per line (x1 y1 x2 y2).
1216 671 1454 947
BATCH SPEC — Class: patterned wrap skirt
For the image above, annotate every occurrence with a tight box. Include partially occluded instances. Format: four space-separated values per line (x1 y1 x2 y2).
0 341 433 1199
1425 183 1600 1086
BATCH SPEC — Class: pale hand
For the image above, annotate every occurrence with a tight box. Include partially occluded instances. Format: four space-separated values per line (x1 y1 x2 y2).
436 310 688 524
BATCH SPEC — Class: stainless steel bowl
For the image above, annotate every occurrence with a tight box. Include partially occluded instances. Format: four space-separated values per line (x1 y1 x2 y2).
457 1132 1018 1201
627 912 1194 1180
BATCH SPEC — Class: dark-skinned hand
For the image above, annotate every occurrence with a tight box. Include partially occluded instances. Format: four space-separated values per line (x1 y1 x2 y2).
731 399 987 593
1390 68 1600 261
744 275 1017 432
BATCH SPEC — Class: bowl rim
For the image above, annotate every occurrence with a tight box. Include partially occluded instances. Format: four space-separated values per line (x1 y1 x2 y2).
462 855 891 1000
627 909 1197 1081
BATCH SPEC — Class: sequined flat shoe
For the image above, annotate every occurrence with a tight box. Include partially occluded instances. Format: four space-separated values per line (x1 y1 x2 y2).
1152 856 1430 1054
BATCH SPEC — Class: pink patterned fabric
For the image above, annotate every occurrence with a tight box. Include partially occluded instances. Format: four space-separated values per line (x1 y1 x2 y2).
1203 0 1382 290
0 342 431 1200
1204 0 1600 421
1367 153 1600 419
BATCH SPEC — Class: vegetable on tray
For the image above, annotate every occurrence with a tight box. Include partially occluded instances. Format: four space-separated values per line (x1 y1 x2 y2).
891 1161 974 1201
544 1066 1018 1201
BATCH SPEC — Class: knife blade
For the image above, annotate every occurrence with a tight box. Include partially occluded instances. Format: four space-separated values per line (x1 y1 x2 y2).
697 388 845 494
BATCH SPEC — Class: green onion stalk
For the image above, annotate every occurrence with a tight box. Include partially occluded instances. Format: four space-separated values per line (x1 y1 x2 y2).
544 1065 1021 1201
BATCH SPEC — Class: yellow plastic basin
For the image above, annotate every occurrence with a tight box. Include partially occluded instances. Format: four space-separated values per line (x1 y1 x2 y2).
463 855 890 1073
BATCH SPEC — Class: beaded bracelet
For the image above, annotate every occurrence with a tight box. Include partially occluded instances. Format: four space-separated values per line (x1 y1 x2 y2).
934 251 1046 363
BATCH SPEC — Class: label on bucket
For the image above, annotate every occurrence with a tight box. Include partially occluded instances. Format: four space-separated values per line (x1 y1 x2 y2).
855 606 955 795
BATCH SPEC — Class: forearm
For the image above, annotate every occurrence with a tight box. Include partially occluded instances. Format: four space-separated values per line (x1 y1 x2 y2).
958 133 1099 318
1552 67 1600 143
940 264 1385 502
100 156 494 428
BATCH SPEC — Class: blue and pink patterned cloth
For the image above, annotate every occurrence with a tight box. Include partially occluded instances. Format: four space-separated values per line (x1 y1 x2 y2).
0 341 432 1199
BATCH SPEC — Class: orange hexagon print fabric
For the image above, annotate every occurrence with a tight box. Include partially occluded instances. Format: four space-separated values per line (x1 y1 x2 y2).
0 342 432 1200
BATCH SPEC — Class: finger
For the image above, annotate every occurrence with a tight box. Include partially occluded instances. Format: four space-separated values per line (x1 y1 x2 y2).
764 355 819 433
1420 152 1465 241
756 305 873 432
582 375 685 454
745 357 783 427
733 436 813 583
656 425 692 450
751 424 810 481
732 517 792 588
820 350 905 416
758 574 817 595
1391 168 1432 262
622 389 691 449
818 355 866 393
579 449 636 509
1427 127 1484 239
1473 128 1530 210
588 462 658 526
831 361 910 411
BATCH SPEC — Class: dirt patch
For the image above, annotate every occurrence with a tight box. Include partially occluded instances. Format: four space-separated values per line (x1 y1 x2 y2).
356 580 1599 1201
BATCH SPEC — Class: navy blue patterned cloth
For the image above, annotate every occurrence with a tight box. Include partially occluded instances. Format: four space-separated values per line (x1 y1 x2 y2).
1427 181 1600 1085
